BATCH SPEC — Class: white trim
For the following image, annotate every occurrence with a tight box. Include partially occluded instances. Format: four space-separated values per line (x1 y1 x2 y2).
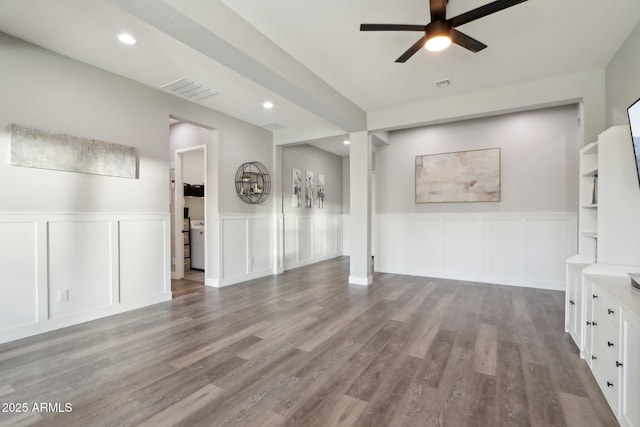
0 212 171 344
36 220 48 322
286 254 343 271
173 144 207 280
208 269 275 288
349 275 373 286
375 211 576 290
0 292 170 345
283 213 344 271
217 213 275 287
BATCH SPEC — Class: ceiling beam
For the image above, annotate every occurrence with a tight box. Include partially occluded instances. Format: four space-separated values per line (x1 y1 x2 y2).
107 0 367 132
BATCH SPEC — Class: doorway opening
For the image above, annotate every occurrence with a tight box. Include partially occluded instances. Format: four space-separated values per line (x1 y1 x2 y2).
169 118 213 297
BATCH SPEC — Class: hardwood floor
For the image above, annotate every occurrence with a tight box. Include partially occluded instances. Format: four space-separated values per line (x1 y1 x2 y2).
0 257 618 426
171 277 204 298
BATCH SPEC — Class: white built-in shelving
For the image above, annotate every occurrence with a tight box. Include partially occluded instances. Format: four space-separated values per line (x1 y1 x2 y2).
577 140 599 260
566 126 640 427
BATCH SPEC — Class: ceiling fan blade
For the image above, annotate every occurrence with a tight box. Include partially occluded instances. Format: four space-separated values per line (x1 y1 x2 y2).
451 29 487 52
360 24 426 31
395 35 428 63
429 0 447 21
449 0 527 28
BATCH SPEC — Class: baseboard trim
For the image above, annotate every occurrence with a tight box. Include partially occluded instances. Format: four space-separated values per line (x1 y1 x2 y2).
207 269 275 288
0 292 171 345
284 254 342 271
349 275 373 286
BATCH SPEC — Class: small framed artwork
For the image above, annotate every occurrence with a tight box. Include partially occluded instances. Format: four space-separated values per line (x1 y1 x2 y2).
305 170 315 208
317 174 325 208
415 148 500 203
292 168 302 207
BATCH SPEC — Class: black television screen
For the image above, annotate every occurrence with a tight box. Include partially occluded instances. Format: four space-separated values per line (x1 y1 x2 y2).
627 97 640 188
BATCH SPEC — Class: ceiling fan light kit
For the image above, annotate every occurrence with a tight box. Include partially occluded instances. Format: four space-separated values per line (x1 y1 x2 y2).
425 35 451 52
424 21 452 52
360 0 528 62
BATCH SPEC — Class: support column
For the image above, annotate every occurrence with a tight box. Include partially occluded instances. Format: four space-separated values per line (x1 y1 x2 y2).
273 145 284 274
348 131 373 285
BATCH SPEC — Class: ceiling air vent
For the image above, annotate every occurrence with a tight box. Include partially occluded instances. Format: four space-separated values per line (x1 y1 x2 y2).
260 121 286 131
161 78 218 101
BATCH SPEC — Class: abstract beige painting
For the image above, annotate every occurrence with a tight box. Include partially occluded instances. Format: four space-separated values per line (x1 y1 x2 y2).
415 148 500 203
10 124 137 179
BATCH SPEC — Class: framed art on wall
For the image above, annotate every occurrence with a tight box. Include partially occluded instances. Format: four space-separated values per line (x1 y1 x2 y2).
317 174 325 208
10 123 137 179
415 148 500 203
292 168 302 207
305 170 315 208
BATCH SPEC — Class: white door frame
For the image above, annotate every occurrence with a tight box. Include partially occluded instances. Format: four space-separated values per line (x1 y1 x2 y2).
174 145 207 279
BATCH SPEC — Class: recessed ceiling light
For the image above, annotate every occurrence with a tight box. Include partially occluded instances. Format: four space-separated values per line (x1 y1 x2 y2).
262 101 274 109
343 140 350 145
117 33 137 45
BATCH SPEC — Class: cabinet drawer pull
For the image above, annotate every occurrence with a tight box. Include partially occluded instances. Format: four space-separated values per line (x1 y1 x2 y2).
607 381 613 388
569 300 575 305
592 355 597 360
586 321 592 325
593 294 598 299
607 308 614 315
607 341 614 347
616 361 623 368
592 321 598 326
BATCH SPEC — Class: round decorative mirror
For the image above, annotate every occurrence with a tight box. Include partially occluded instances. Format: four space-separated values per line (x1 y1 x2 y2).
235 162 271 204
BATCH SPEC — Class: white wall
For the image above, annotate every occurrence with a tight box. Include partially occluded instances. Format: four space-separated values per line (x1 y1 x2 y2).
282 144 343 214
376 105 580 213
368 68 605 147
0 41 167 214
217 124 274 215
373 105 580 289
342 157 351 255
281 144 344 269
376 212 575 290
182 149 205 185
0 32 273 343
170 123 212 168
283 214 344 270
342 156 350 214
606 23 640 127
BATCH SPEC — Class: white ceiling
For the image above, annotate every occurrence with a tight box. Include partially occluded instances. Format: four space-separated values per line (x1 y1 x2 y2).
1 0 639 157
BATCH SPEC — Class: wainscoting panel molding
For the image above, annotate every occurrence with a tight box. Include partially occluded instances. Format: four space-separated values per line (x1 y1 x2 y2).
444 218 483 277
375 212 576 290
0 213 171 344
48 220 113 319
250 217 273 274
216 214 274 287
0 221 39 331
525 217 575 287
284 214 343 271
221 217 248 281
482 218 524 282
119 218 168 303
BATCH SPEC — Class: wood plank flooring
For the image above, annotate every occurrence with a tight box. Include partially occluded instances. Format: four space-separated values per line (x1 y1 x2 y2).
171 277 204 298
0 257 618 426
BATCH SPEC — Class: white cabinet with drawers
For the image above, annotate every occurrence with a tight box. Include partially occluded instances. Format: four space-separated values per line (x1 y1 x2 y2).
582 269 640 427
588 281 622 412
566 258 591 349
620 307 640 427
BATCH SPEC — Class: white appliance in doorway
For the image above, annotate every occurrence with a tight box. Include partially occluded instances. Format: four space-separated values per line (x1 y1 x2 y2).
190 220 205 270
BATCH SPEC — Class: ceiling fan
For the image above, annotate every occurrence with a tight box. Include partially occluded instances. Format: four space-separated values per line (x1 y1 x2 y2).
360 0 528 63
